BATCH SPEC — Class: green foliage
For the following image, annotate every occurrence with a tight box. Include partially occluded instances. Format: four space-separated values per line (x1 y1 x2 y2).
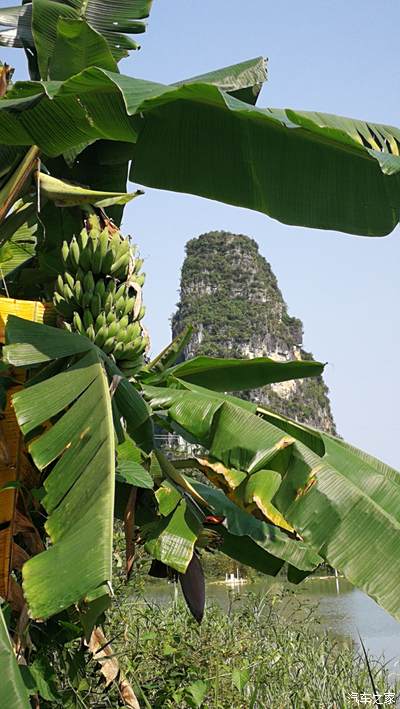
105 591 399 708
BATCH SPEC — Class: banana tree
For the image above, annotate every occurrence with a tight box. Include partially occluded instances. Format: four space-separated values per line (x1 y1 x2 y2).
1 0 400 704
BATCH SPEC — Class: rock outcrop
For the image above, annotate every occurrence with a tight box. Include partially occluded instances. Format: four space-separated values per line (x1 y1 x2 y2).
172 231 336 434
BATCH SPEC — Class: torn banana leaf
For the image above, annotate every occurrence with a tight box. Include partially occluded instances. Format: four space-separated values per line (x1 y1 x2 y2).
6 344 115 620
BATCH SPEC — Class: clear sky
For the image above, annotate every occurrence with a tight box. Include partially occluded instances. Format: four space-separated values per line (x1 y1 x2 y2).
1 1 400 468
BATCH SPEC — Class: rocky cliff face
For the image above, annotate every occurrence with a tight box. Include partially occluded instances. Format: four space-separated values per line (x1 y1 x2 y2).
172 231 336 434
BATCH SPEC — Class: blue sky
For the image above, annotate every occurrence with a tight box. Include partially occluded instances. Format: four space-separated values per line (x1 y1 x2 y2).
2 1 400 467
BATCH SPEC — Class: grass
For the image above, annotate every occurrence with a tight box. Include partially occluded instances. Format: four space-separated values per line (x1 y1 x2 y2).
105 587 399 708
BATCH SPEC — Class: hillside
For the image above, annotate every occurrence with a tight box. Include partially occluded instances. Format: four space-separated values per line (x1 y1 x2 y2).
172 231 336 433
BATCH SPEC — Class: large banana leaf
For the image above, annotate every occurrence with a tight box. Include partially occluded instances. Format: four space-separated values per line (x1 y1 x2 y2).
4 319 117 620
1 69 400 234
9 348 115 620
0 0 153 76
154 354 325 391
145 383 400 621
0 606 30 708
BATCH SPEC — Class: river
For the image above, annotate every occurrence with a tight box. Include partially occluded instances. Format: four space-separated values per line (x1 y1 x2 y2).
144 576 400 679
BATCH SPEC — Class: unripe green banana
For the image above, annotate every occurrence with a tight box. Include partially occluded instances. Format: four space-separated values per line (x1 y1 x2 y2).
118 315 129 330
64 272 75 290
110 251 130 276
95 312 107 330
83 271 95 294
73 311 84 334
79 244 91 271
76 267 85 283
134 258 144 274
123 297 136 316
102 337 115 354
83 309 94 330
115 296 126 316
110 233 122 255
86 324 95 342
136 273 146 287
99 229 109 259
91 241 103 275
94 325 108 347
74 280 83 305
106 310 117 325
122 340 145 359
108 320 119 338
104 293 114 314
106 280 116 296
101 249 114 274
78 228 89 252
69 237 80 270
113 341 125 357
63 283 75 303
126 322 141 339
82 292 92 309
95 279 106 299
115 283 127 301
118 356 143 376
138 305 146 319
61 241 69 265
56 274 64 295
116 327 130 344
90 294 102 320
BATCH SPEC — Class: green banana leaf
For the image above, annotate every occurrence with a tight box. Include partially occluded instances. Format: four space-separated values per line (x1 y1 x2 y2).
278 439 400 622
188 478 321 571
2 317 152 620
174 56 267 105
48 18 118 80
147 383 400 621
1 68 400 234
8 348 115 620
0 606 30 708
146 325 193 375
145 498 202 574
217 527 285 577
160 354 325 391
116 436 153 488
0 200 37 278
0 0 153 76
3 316 150 433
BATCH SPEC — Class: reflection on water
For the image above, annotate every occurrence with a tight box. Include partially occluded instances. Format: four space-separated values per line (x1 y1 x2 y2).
143 576 400 677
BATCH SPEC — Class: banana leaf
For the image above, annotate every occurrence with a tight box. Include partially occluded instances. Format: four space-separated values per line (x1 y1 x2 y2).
147 383 400 621
160 354 325 391
144 498 202 574
8 348 115 620
0 201 37 278
48 18 118 80
0 0 153 76
174 56 267 105
188 478 321 572
1 69 400 234
0 606 30 708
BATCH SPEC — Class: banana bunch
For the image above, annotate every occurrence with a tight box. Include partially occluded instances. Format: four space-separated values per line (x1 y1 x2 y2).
53 213 148 377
